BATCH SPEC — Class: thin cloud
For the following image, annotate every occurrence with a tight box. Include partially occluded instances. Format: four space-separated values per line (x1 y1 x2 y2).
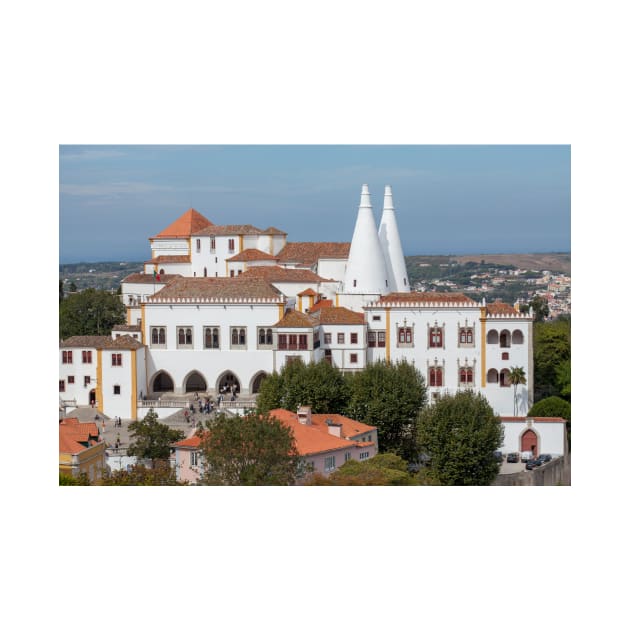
60 149 128 161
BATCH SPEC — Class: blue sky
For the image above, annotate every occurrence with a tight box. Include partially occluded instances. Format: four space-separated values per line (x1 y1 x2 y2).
59 145 570 263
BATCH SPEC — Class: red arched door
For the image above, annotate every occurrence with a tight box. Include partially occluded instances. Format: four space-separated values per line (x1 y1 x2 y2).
521 430 538 456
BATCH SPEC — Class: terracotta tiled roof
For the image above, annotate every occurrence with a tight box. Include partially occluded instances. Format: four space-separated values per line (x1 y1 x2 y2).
274 310 317 328
241 265 330 283
148 276 284 302
112 324 142 332
173 435 202 448
269 409 376 456
227 249 279 262
500 416 567 423
261 226 287 235
144 255 191 264
194 224 264 236
122 273 182 284
486 300 519 315
310 413 376 438
152 209 213 239
314 306 365 325
59 418 101 455
373 292 476 305
276 242 351 266
298 288 318 297
60 335 145 349
308 299 333 313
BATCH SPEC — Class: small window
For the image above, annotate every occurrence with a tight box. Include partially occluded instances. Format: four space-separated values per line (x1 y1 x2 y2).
62 350 73 364
231 327 247 348
398 327 413 346
196 238 201 252
177 327 193 348
429 367 443 387
113 385 121 395
258 328 273 347
372 315 381 321
324 455 336 472
429 326 443 348
228 238 235 252
112 353 122 366
350 353 358 364
324 333 332 345
210 238 216 251
367 331 376 347
459 368 474 386
151 327 166 347
84 376 91 386
345 452 352 462
278 334 287 350
190 451 199 467
378 332 386 348
68 376 75 384
359 451 370 460
82 350 92 364
204 327 220 349
59 380 65 392
502 352 509 360
350 332 358 344
337 333 345 344
230 270 235 277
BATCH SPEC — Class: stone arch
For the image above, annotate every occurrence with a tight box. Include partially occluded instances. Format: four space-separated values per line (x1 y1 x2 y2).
216 370 241 395
487 368 499 384
499 368 511 387
184 370 207 393
152 370 175 393
512 329 524 344
250 371 269 394
487 329 499 344
500 329 511 348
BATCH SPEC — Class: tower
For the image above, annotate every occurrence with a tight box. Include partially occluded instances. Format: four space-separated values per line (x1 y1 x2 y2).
378 185 410 292
343 184 389 295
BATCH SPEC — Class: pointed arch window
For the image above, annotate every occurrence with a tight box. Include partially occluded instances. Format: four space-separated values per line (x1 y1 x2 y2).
231 327 247 349
459 367 474 386
204 327 220 349
429 367 443 387
258 327 273 348
177 327 193 348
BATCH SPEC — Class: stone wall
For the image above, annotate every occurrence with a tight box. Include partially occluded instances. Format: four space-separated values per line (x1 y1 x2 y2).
492 453 571 486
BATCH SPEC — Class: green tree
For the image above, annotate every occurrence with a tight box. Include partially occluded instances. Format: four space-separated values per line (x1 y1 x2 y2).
345 359 427 460
198 412 300 485
555 360 571 401
417 391 504 486
528 295 550 322
508 366 527 415
127 409 185 465
100 462 187 485
59 472 90 485
308 453 420 485
59 280 64 303
533 317 571 401
256 358 349 415
59 288 126 338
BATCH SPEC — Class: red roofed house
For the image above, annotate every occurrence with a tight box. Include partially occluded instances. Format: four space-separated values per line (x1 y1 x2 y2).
59 418 106 482
171 406 378 484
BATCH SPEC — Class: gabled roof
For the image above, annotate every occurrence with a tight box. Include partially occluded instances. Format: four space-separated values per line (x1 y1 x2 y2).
112 324 142 332
486 300 520 315
147 276 284 302
261 226 287 235
227 249 279 262
241 265 330 283
60 335 145 349
194 224 264 236
297 288 318 297
122 273 182 284
308 299 333 313
274 309 317 328
314 306 364 325
152 209 213 239
144 255 191 264
269 409 376 456
276 242 351 266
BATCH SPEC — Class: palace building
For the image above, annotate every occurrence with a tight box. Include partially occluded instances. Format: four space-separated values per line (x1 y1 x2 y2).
60 184 534 426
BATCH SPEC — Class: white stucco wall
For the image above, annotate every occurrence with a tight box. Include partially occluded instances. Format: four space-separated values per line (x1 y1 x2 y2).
501 420 566 456
59 348 97 406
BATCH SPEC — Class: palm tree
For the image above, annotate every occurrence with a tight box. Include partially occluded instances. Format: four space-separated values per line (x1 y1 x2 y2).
508 366 527 415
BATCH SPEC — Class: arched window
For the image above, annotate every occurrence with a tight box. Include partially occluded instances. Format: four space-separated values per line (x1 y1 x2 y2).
160 268 165 276
159 328 165 344
232 328 238 345
239 328 246 345
500 368 511 387
500 330 511 348
429 326 443 348
259 328 266 345
151 327 166 347
204 327 219 349
512 329 524 344
487 368 499 384
231 327 247 348
177 327 193 347
487 329 499 344
459 368 473 385
266 329 273 345
429 367 443 387
398 326 413 345
178 328 185 345
152 328 159 344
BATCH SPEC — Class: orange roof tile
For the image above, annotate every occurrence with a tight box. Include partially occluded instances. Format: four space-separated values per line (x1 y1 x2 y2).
276 242 350 266
241 265 330 283
486 300 519 315
60 335 144 349
227 249 279 262
152 209 213 239
148 276 284 302
194 224 264 236
274 309 317 328
298 288 318 297
373 292 475 305
173 435 203 448
143 255 191 264
314 306 364 325
269 409 375 455
308 299 333 313
122 273 182 284
261 226 287 235
59 419 101 455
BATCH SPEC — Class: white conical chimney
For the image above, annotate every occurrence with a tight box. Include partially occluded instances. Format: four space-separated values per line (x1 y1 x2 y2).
343 185 389 294
378 185 410 293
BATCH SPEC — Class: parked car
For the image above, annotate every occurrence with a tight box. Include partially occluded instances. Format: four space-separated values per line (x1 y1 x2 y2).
525 458 541 470
539 454 552 463
506 452 520 463
520 451 533 462
493 451 503 462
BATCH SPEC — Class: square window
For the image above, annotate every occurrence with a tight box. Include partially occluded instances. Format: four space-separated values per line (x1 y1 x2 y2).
350 332 358 344
324 333 331 345
113 385 121 395
350 353 358 364
68 376 75 384
337 333 345 344
84 376 91 386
